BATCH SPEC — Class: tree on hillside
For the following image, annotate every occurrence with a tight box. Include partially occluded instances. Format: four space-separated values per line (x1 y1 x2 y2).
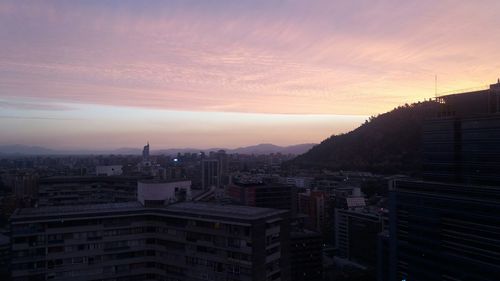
292 101 440 174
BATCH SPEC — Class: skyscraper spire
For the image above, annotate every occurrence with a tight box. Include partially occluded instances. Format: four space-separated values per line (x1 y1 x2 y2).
142 142 150 162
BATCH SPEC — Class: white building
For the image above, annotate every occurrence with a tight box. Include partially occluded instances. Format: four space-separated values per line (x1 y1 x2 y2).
138 180 192 206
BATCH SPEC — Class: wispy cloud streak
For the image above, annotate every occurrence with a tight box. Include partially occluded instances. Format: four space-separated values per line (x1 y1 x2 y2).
1 1 500 147
1 1 499 116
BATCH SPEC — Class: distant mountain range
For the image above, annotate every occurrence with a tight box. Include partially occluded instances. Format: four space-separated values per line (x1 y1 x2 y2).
292 101 440 174
0 143 316 156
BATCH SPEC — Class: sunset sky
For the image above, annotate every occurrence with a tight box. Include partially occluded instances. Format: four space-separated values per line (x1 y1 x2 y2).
1 1 500 149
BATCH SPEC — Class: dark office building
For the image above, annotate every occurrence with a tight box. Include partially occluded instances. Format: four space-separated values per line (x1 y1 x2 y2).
290 230 322 281
335 208 383 267
389 180 500 281
377 231 390 281
0 234 9 280
388 80 500 281
297 191 326 234
423 80 500 185
423 114 500 185
226 181 293 210
201 159 220 190
290 229 323 281
10 202 290 281
215 150 230 185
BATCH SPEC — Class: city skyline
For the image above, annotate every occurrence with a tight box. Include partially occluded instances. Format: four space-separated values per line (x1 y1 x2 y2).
2 0 500 148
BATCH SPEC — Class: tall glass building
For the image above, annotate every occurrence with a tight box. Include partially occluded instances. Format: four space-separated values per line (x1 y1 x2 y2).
388 80 500 281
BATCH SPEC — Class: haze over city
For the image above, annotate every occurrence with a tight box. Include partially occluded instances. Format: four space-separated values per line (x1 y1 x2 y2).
1 0 500 149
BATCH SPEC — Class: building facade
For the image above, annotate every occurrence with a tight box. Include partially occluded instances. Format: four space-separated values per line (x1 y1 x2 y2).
423 114 500 185
142 142 150 163
0 234 9 280
335 208 383 268
10 202 290 281
37 176 139 207
389 180 500 281
201 159 220 191
297 190 326 233
388 81 500 281
424 81 500 185
137 180 192 206
290 230 322 281
226 182 293 211
2 172 39 202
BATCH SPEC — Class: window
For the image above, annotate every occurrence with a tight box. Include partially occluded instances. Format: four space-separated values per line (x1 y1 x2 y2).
227 238 241 248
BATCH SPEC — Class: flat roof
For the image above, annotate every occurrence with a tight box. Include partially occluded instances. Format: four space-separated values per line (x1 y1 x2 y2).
12 202 143 218
40 176 145 184
166 202 288 220
11 201 287 221
139 179 191 184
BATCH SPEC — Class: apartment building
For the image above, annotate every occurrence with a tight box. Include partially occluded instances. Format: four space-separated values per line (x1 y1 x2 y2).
10 202 290 281
37 176 140 207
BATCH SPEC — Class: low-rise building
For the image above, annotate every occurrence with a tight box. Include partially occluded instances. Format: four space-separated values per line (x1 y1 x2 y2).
137 179 192 206
37 176 140 206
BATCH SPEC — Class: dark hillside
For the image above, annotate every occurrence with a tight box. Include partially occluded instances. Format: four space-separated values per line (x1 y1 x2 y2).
293 101 440 174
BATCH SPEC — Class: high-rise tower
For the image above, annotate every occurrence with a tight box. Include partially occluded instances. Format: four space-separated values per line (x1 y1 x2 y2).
386 80 500 281
142 141 150 162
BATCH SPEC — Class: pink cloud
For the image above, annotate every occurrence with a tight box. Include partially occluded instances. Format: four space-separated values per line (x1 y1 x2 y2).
1 0 500 117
